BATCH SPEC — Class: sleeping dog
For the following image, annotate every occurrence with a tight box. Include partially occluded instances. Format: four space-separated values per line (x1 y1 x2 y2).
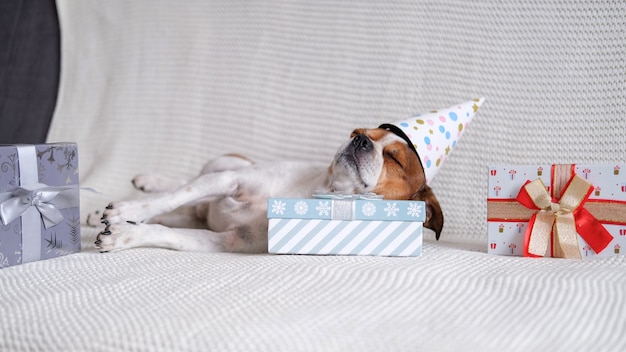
92 126 443 253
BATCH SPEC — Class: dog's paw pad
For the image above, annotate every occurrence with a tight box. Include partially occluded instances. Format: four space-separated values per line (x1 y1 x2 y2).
95 223 142 252
85 210 103 227
101 201 149 225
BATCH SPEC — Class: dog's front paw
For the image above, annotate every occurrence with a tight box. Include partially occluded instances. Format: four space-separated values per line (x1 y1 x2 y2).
101 201 152 225
95 222 143 252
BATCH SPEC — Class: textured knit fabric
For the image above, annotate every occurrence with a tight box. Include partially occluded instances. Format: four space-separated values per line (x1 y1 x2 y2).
2 1 625 350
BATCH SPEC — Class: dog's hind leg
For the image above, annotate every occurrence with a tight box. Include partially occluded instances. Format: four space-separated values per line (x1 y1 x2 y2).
131 154 253 193
199 153 254 174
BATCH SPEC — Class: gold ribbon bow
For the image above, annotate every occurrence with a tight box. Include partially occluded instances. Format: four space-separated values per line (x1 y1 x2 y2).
522 176 591 259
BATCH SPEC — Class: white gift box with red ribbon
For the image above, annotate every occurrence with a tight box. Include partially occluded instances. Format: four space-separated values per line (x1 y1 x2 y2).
487 164 626 259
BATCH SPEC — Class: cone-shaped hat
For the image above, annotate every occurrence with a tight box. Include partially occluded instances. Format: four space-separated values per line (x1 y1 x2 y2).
380 98 484 184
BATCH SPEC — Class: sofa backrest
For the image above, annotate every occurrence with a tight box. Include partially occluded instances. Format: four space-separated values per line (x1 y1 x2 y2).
49 0 626 243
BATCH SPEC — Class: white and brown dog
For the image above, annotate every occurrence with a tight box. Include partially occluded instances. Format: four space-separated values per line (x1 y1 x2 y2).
92 126 443 253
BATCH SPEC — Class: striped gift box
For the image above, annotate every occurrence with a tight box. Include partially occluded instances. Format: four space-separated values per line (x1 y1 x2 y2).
267 198 425 257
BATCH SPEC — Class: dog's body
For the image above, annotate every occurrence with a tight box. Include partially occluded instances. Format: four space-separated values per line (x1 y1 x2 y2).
93 128 443 253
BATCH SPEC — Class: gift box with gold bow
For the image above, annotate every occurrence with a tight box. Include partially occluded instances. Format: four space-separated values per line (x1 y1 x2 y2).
0 143 82 268
487 164 626 259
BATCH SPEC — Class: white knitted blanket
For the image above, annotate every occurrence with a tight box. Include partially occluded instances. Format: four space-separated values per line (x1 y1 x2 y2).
1 1 625 350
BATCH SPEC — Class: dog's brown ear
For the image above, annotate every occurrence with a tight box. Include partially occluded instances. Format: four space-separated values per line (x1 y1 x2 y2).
412 185 444 240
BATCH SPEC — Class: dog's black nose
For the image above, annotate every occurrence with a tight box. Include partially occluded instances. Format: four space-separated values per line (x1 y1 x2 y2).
352 134 372 151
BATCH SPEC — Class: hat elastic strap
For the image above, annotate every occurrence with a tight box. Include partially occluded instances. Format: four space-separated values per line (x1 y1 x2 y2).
378 123 422 165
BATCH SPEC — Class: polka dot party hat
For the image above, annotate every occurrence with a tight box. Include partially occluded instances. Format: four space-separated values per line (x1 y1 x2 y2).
380 98 484 185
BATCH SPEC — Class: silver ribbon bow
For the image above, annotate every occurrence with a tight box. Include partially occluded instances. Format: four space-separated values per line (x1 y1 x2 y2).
0 184 80 229
313 191 383 200
314 191 382 220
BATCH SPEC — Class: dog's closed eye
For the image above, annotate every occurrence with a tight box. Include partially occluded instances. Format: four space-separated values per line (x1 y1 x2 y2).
384 150 404 168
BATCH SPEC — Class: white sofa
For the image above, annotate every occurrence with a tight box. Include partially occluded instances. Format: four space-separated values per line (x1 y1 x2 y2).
2 1 625 350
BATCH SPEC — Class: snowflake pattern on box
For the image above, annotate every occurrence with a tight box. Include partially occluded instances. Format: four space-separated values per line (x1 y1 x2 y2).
268 198 425 222
316 201 331 216
271 200 286 215
362 202 377 217
407 203 423 218
294 201 308 216
384 202 400 217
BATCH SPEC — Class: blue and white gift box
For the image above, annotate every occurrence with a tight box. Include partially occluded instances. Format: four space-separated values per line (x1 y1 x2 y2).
267 195 426 257
0 143 82 268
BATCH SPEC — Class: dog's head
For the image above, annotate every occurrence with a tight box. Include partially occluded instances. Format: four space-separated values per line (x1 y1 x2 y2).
328 127 444 239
